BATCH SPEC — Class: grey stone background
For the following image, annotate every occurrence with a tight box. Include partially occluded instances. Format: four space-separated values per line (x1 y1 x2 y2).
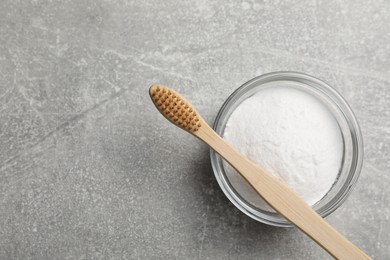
0 0 389 259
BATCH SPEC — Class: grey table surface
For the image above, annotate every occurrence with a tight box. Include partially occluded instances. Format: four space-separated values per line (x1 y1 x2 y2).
0 0 389 259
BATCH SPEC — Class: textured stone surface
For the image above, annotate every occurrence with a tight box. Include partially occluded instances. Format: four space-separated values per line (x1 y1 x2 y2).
0 0 389 259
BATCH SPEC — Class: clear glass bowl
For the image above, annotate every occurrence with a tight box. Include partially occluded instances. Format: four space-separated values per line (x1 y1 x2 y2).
210 71 363 227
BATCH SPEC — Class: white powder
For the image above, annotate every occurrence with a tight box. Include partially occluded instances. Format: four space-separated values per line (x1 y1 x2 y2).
222 86 343 211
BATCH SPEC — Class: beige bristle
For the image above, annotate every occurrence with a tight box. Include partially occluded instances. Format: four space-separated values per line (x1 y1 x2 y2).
150 85 202 132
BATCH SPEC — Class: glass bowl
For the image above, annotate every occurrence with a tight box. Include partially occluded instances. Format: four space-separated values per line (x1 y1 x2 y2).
210 71 363 227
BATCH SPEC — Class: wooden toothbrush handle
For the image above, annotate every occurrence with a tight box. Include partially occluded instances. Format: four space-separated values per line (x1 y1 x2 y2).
196 125 370 259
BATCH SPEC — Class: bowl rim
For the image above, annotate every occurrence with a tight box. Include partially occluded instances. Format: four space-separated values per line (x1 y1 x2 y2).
209 71 364 227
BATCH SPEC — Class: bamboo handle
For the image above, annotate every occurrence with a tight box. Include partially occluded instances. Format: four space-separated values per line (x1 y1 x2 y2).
196 124 370 260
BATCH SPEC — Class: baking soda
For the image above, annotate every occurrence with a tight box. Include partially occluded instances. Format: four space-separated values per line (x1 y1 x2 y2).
223 86 343 211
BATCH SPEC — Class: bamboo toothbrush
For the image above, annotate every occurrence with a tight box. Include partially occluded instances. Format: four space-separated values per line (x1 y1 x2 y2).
149 84 370 259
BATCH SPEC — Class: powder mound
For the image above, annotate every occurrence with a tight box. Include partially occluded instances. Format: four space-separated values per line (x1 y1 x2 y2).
223 86 343 211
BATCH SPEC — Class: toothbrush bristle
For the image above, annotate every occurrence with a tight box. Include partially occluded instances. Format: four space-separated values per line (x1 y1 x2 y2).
149 85 202 132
